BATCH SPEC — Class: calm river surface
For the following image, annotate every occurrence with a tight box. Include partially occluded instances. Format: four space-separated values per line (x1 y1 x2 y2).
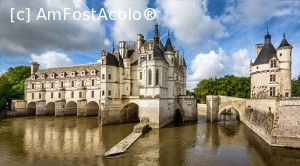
1 116 300 166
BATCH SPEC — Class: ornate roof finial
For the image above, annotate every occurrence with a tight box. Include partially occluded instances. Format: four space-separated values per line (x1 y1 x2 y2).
112 40 115 53
283 32 286 38
168 29 170 38
154 20 160 47
267 27 269 34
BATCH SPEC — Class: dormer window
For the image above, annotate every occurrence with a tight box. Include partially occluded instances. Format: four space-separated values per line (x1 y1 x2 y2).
71 71 76 77
270 60 277 68
81 70 86 76
31 75 36 80
51 73 56 79
91 69 96 75
60 72 66 78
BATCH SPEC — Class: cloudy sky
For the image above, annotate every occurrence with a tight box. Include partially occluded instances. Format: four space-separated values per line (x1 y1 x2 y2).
0 0 299 90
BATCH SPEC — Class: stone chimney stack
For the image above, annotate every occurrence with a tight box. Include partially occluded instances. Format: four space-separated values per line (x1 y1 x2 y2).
119 41 126 58
31 62 39 75
137 34 144 51
255 44 263 57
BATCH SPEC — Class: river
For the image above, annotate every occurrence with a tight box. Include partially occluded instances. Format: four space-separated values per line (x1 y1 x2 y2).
0 116 300 166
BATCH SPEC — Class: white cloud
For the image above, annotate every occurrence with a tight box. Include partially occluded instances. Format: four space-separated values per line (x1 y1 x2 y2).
221 0 300 24
31 51 73 68
157 0 228 47
104 0 153 41
232 49 250 77
187 48 227 90
0 0 108 55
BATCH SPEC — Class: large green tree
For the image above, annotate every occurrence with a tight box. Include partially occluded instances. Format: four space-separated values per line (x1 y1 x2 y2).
193 75 250 103
292 78 300 97
0 66 30 110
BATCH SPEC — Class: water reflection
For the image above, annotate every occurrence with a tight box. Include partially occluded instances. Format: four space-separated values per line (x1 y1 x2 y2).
0 116 300 166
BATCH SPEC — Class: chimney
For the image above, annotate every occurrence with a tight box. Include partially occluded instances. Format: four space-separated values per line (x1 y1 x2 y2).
255 44 263 57
137 34 144 51
31 62 39 75
119 41 126 58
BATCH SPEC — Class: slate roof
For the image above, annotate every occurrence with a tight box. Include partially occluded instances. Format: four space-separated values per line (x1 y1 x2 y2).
30 63 101 80
278 34 292 48
106 52 121 67
164 37 174 52
253 33 277 65
153 45 168 64
182 57 187 67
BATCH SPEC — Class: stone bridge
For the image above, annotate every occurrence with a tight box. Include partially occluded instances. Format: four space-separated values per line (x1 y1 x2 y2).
206 95 300 148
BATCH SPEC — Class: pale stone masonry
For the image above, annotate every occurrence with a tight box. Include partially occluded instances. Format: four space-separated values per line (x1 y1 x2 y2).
250 30 292 98
12 24 198 128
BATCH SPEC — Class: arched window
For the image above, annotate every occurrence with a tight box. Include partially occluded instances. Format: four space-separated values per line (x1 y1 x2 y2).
148 69 152 85
108 90 111 96
39 93 41 99
79 91 82 98
156 69 159 85
51 92 53 99
58 92 61 98
32 93 34 99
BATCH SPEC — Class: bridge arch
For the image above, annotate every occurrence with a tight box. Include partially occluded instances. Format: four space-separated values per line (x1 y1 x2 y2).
46 102 55 115
65 101 77 116
86 101 99 116
219 106 240 121
27 102 36 116
121 103 139 123
174 108 183 123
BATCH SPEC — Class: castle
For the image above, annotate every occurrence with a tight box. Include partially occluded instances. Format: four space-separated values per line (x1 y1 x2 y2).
250 30 293 98
11 24 197 128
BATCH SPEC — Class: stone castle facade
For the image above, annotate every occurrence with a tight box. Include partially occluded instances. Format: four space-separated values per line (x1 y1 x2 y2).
250 30 293 98
12 24 197 128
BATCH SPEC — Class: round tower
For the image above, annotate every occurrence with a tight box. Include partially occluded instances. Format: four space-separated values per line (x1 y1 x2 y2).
277 33 293 97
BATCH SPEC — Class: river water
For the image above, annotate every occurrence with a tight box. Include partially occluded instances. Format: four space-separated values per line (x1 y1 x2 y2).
1 116 300 166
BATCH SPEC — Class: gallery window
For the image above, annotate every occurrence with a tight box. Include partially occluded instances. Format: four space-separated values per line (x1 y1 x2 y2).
71 81 74 87
156 69 159 85
108 90 111 96
91 91 94 98
139 72 142 80
148 69 152 85
79 91 82 98
71 92 74 98
270 60 277 68
39 93 41 99
92 80 95 86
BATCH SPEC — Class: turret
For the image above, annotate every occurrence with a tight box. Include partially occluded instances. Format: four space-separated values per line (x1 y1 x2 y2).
31 62 39 75
164 30 175 66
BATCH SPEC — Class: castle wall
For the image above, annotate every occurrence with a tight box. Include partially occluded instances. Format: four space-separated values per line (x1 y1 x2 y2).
207 95 300 148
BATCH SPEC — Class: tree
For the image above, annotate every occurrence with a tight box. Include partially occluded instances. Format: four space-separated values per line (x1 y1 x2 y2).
0 66 30 110
193 75 250 103
292 78 300 97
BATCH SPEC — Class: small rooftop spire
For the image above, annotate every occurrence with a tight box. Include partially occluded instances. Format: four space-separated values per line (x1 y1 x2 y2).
168 29 170 38
267 27 269 34
154 21 160 47
283 32 286 38
112 40 115 53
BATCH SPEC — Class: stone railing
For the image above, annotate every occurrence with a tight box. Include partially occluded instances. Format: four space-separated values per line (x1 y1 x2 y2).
279 97 300 106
